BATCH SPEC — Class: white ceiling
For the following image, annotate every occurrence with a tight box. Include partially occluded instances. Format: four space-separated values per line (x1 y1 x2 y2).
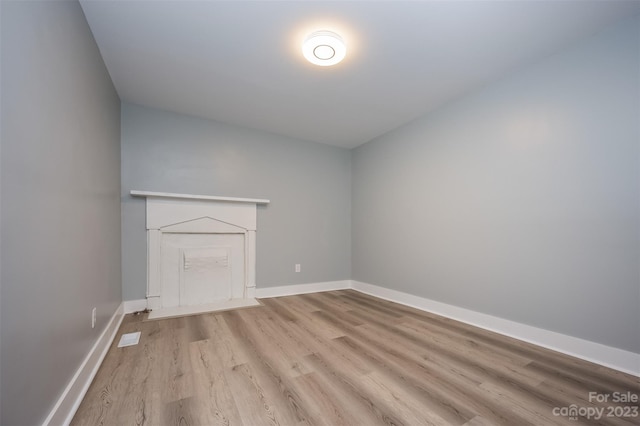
80 1 640 149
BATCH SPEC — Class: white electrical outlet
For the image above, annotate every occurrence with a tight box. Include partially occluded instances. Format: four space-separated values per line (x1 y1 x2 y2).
91 307 96 329
295 264 301 273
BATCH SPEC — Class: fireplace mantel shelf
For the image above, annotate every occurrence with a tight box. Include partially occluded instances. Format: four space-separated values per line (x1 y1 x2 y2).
131 190 270 204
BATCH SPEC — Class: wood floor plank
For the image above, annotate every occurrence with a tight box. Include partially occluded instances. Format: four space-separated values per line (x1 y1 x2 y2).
477 380 568 426
72 291 639 426
463 416 499 426
311 307 524 425
221 310 313 425
201 314 250 369
262 296 346 340
294 361 381 425
358 371 454 426
307 291 360 312
397 315 535 368
303 352 409 426
293 372 364 426
235 308 314 378
158 317 195 404
393 321 544 387
163 397 196 426
188 339 244 425
332 331 529 425
223 362 282 426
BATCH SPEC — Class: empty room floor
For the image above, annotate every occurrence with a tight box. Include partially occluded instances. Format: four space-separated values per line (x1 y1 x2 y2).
72 290 639 425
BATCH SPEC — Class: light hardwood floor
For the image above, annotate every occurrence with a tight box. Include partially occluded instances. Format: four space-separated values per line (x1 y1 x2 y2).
72 290 639 425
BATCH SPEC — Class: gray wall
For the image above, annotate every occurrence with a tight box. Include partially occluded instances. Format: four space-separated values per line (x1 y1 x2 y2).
0 1 122 424
121 103 351 300
352 16 640 353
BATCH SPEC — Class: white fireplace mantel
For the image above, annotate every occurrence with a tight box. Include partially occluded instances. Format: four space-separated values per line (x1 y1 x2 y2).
130 190 270 205
131 190 269 319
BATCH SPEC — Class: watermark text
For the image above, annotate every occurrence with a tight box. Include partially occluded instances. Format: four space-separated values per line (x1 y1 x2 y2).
552 392 638 421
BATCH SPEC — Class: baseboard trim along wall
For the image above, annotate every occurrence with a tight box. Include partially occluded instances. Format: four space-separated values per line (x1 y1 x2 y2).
42 303 125 426
46 278 637 424
120 279 639 378
350 280 640 377
253 279 638 375
255 280 351 298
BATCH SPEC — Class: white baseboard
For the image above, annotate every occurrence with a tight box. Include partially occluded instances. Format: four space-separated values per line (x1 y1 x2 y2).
123 298 148 314
40 278 637 426
255 280 351 298
350 280 639 377
42 302 125 426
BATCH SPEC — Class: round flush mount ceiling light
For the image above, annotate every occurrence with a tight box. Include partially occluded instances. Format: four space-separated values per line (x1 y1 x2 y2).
302 30 346 66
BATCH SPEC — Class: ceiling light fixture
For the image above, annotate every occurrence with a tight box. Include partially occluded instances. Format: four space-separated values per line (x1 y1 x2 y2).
302 30 346 66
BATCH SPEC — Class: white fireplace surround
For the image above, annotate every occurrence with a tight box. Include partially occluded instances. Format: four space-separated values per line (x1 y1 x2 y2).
131 190 270 318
